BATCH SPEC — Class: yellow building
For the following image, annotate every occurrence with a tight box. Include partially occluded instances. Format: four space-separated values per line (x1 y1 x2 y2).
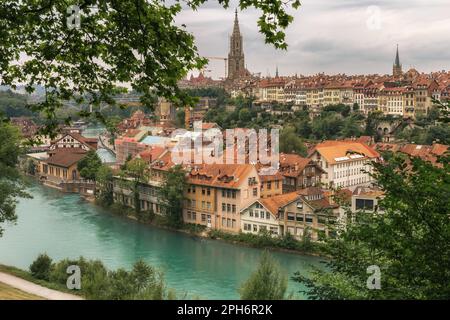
183 164 260 233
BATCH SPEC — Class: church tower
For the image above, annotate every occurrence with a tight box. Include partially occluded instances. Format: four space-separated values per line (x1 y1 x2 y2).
393 45 403 78
227 9 246 79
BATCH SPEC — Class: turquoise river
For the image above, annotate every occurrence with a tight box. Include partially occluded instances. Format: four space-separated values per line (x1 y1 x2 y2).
0 183 325 299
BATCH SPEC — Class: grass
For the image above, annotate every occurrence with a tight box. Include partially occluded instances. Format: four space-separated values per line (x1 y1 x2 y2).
0 282 44 300
0 264 84 298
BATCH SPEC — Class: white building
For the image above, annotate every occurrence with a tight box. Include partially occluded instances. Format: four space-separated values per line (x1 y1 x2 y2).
308 141 380 191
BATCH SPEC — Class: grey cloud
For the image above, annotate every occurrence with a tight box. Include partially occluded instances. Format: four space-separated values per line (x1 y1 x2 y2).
176 0 450 78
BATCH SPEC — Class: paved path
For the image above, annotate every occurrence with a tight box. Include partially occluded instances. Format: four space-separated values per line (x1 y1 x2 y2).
0 272 83 300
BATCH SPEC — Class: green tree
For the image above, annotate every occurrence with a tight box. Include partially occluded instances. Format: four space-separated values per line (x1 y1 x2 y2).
29 253 53 281
239 251 288 300
77 150 102 180
105 116 122 144
47 255 172 300
0 119 30 236
95 164 114 206
124 158 149 214
280 126 307 156
158 165 187 227
0 0 300 135
294 154 450 299
175 107 186 128
341 117 363 138
238 108 251 123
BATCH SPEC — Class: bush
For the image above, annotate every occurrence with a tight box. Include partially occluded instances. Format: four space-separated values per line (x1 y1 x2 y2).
44 256 174 300
29 253 53 281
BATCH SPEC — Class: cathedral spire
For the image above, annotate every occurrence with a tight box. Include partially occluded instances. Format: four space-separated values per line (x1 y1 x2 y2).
393 44 403 78
228 9 245 79
395 44 401 67
233 8 240 34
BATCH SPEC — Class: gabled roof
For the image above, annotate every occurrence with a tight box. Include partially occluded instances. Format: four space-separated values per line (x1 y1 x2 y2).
279 153 325 176
187 164 257 189
259 192 300 216
44 150 87 168
52 132 97 150
310 141 380 165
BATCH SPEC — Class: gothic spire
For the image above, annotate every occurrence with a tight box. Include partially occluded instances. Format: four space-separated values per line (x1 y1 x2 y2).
394 44 401 67
233 8 240 34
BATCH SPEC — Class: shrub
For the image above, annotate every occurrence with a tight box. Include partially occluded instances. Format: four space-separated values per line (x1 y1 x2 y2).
29 253 53 281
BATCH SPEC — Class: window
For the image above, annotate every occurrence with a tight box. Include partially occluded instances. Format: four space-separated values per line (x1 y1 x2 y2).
201 214 206 222
296 214 304 222
266 212 270 220
355 199 374 211
207 188 211 196
267 182 272 190
297 201 303 209
222 217 226 226
318 216 327 224
253 224 258 232
202 189 205 195
232 204 236 213
244 223 251 231
255 211 259 218
222 190 226 197
253 188 258 196
192 212 197 220
287 213 295 221
305 215 314 224
270 226 278 235
249 209 253 217
227 204 231 212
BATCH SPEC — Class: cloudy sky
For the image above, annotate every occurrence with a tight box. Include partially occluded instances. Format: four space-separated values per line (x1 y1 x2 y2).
176 0 450 79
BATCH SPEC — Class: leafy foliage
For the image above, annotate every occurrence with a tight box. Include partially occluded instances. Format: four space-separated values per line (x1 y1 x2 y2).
77 150 102 180
158 165 187 227
279 126 307 156
0 0 301 136
95 164 114 206
294 154 450 299
0 118 31 236
239 251 287 300
29 253 53 281
123 158 149 213
36 255 174 299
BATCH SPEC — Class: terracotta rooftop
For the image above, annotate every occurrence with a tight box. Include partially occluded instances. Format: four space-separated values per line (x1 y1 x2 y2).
311 141 380 164
44 150 87 168
187 164 257 189
259 192 300 216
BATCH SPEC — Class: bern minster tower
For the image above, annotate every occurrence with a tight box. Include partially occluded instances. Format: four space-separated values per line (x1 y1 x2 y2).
393 44 403 78
228 9 246 79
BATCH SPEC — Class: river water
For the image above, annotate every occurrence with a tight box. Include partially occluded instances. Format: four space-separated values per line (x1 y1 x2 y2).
0 183 325 299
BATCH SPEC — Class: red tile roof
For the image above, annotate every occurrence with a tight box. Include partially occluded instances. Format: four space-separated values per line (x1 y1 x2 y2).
44 150 87 168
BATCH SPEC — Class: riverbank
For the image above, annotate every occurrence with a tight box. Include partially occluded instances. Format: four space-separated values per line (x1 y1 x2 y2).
0 265 83 300
1 182 323 299
99 201 325 258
